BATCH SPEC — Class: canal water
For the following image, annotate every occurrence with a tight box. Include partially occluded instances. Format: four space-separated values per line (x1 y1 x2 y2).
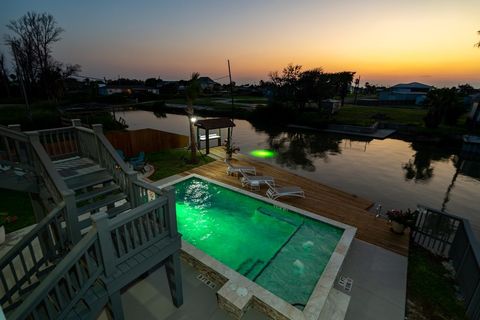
119 110 480 236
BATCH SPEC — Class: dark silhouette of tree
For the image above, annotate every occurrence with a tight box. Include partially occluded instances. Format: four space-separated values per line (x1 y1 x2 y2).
185 72 201 163
423 88 465 128
458 83 475 96
4 12 80 101
333 71 355 106
269 64 302 108
475 30 480 48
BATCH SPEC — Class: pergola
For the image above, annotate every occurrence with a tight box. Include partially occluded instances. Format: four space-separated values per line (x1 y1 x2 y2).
194 118 236 154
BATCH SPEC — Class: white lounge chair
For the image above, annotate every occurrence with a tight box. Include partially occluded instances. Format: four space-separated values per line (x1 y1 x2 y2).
225 159 256 176
265 182 305 200
240 172 275 190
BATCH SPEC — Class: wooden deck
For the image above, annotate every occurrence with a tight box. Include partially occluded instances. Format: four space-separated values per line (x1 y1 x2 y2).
183 147 409 256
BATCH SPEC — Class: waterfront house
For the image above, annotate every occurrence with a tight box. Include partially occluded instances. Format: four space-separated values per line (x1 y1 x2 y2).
378 82 433 105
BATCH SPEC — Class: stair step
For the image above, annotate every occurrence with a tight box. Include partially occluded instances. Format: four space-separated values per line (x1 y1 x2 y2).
66 171 113 191
75 183 121 203
77 193 127 215
62 165 104 181
107 202 131 217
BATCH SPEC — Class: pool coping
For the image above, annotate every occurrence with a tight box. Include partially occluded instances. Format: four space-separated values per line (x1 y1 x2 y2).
158 173 357 320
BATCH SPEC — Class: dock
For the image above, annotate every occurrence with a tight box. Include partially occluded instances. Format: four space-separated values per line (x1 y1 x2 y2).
183 147 409 256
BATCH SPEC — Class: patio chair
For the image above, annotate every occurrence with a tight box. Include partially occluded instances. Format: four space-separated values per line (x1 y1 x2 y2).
240 172 275 190
225 159 256 177
265 181 305 200
129 151 145 171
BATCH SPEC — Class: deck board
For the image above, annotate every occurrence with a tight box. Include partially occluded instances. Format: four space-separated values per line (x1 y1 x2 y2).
182 147 409 256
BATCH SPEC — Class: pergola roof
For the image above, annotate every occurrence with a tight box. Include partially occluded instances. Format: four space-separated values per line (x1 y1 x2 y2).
194 118 235 130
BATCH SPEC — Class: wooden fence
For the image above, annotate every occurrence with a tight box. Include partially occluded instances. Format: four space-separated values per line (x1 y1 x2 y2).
106 129 189 157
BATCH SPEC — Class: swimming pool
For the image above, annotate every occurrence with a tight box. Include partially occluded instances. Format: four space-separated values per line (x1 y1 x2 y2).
173 176 348 310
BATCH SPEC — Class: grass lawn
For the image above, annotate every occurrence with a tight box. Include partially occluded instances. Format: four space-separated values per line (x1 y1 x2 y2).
334 105 428 126
146 149 215 181
407 245 467 320
0 189 35 233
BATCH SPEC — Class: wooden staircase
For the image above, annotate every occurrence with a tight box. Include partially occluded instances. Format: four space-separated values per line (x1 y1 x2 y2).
0 122 183 320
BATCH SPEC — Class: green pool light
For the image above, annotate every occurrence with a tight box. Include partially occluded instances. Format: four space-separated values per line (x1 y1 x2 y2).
250 149 277 158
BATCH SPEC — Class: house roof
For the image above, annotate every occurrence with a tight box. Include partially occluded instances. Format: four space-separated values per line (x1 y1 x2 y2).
195 118 235 130
391 82 433 89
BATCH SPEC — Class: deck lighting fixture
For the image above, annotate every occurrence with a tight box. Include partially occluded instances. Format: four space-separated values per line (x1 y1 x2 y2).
190 117 197 123
250 149 277 159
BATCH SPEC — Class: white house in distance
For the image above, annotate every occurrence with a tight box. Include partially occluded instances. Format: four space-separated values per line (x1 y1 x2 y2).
379 82 433 105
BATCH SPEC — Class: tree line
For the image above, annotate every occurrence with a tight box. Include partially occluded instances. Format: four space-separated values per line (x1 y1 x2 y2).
264 64 355 110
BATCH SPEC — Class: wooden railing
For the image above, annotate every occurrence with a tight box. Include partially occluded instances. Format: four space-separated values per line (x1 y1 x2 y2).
0 204 68 313
8 229 104 320
0 125 31 164
36 127 79 161
412 206 480 319
76 125 100 162
132 179 165 206
8 188 178 320
98 196 171 274
91 124 137 198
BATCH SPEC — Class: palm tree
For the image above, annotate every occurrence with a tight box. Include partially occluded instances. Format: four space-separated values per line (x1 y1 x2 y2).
185 72 201 163
476 30 480 48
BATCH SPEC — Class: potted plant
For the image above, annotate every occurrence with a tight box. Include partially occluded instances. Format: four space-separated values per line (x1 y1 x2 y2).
224 140 240 160
386 209 417 234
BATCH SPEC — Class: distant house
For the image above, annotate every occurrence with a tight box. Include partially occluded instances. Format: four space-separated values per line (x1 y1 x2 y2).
198 77 219 91
98 84 159 96
379 82 433 105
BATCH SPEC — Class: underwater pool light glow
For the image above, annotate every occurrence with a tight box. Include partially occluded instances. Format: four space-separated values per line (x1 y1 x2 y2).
250 149 277 158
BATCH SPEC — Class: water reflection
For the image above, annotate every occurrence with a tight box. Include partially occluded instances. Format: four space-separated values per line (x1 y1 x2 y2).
268 132 343 171
402 141 453 183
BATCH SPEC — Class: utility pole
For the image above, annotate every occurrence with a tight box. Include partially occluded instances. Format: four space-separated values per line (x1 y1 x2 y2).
228 59 234 117
227 59 234 147
12 42 31 120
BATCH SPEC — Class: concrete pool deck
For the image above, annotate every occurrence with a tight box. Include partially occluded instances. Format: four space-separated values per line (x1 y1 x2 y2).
95 238 406 320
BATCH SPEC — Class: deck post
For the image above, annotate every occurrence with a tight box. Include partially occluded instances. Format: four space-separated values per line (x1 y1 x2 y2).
166 251 183 307
206 129 210 154
63 190 81 244
71 119 81 127
164 186 178 238
196 127 200 151
93 212 116 278
107 290 125 320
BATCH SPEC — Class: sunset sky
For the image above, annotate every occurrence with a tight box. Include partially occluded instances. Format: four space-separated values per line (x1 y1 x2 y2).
2 0 480 87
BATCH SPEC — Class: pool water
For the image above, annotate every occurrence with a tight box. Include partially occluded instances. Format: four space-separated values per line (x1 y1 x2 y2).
174 177 344 307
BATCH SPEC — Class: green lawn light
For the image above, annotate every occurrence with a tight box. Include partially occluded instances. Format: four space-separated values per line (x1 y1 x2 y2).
250 149 277 158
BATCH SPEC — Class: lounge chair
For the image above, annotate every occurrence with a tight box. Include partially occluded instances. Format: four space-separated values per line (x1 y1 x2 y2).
225 159 256 176
240 172 275 190
265 181 305 200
